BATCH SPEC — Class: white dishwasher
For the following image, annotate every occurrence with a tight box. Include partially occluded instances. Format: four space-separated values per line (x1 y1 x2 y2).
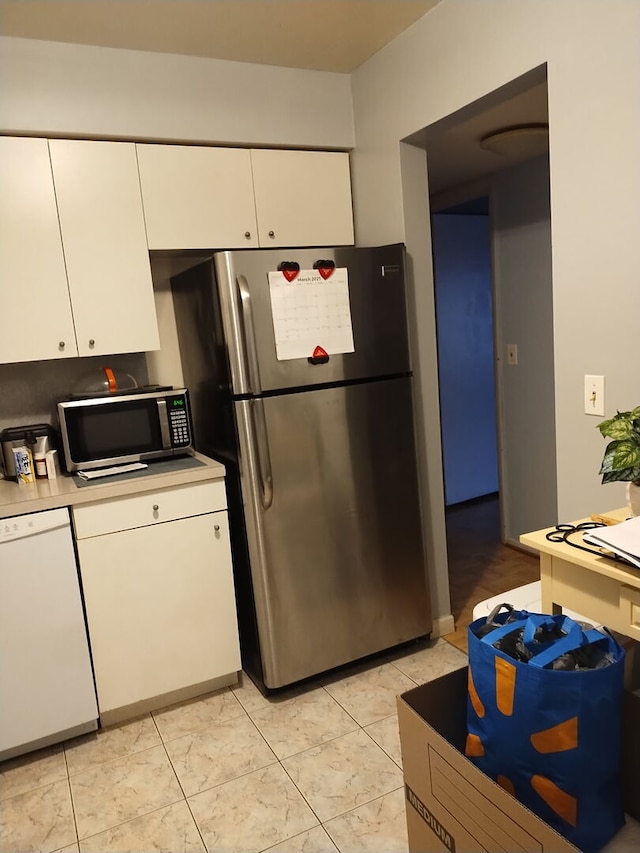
0 507 98 760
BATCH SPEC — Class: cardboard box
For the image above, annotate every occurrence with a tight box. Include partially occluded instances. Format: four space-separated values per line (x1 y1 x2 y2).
622 687 640 822
398 667 581 852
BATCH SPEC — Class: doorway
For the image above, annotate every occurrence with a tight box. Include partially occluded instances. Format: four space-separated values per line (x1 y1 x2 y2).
431 196 498 508
430 193 543 652
403 66 556 643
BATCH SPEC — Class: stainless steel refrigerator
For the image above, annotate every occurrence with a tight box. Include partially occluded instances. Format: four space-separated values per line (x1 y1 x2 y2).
170 244 431 691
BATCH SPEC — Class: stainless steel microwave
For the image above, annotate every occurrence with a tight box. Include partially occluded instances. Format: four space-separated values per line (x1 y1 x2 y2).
57 388 194 472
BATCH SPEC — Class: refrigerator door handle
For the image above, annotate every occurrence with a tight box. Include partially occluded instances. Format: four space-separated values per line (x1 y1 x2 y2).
237 275 262 395
251 398 273 510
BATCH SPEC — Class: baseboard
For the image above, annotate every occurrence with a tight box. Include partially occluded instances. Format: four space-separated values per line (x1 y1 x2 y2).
430 613 455 638
99 672 240 727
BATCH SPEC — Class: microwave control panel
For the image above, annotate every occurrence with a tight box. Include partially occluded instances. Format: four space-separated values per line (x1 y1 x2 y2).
167 394 192 448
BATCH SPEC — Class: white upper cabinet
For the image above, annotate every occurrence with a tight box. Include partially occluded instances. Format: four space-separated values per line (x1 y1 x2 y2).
137 145 259 250
49 140 159 357
136 145 354 250
0 137 78 363
1 139 352 365
250 149 354 247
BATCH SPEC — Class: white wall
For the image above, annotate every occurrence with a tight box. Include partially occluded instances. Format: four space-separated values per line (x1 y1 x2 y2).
0 36 354 149
352 0 640 622
492 156 556 543
0 34 355 458
0 354 149 434
4 4 639 631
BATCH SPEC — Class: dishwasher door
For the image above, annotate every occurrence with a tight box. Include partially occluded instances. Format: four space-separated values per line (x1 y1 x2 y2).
0 508 98 759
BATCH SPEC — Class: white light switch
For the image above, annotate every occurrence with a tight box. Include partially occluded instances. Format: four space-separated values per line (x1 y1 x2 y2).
584 375 605 416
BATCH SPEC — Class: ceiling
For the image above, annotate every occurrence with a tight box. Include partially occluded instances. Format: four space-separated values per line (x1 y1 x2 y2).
0 0 548 200
422 71 549 205
0 0 442 73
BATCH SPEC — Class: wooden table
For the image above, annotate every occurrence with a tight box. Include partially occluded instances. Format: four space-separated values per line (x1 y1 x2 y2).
520 508 640 642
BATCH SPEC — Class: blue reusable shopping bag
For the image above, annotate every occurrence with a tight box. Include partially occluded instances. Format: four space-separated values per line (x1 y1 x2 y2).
466 607 625 853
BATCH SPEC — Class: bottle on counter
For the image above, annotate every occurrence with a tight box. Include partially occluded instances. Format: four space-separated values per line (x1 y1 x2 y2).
33 436 49 479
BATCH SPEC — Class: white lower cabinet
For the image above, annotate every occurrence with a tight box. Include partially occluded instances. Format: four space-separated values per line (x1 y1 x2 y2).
73 481 241 720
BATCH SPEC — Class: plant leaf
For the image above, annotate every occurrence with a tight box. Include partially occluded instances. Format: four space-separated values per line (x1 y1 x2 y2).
599 450 617 475
597 407 640 482
602 465 640 484
598 415 633 440
610 440 640 470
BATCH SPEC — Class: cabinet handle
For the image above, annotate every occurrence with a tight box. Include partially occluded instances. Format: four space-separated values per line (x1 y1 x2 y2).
58 341 65 350
268 230 275 238
153 504 159 511
89 339 95 348
244 231 251 239
214 524 220 533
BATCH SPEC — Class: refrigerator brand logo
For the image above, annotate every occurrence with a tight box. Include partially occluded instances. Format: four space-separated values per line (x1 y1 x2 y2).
381 264 401 276
406 784 456 852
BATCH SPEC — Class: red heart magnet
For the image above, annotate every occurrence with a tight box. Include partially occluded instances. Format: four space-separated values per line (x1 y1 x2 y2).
312 345 328 358
317 266 334 280
282 268 299 282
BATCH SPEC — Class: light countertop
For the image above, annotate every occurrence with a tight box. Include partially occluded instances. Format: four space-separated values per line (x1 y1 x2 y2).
520 507 639 590
0 453 226 519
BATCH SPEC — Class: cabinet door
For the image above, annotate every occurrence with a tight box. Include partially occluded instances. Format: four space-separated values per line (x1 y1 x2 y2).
49 140 160 357
137 144 259 249
251 149 354 247
77 511 240 714
0 137 78 363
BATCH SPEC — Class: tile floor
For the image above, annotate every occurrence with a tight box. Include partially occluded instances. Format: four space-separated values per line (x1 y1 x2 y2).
3 492 639 853
2 640 640 853
0 638 468 853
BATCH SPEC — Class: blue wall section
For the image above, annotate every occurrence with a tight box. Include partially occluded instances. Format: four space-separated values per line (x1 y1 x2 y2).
432 212 499 505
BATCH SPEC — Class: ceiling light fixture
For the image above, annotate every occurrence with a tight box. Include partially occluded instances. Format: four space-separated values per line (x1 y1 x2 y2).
479 125 549 158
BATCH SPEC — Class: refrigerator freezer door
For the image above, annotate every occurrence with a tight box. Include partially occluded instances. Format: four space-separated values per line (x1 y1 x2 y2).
215 244 411 395
235 377 431 689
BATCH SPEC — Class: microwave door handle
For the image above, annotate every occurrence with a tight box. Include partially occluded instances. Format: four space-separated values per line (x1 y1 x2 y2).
251 398 273 510
237 275 262 395
157 399 172 449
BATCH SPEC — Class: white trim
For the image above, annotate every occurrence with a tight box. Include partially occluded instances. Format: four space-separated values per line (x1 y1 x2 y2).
430 613 455 638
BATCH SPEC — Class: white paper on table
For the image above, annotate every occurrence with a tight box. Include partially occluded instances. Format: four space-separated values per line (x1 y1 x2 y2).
268 267 354 361
583 515 640 569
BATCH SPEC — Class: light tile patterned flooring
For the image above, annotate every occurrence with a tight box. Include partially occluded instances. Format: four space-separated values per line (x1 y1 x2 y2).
3 494 639 852
0 639 468 853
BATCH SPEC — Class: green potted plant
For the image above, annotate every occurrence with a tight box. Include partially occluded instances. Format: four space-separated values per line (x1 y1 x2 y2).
597 406 640 515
